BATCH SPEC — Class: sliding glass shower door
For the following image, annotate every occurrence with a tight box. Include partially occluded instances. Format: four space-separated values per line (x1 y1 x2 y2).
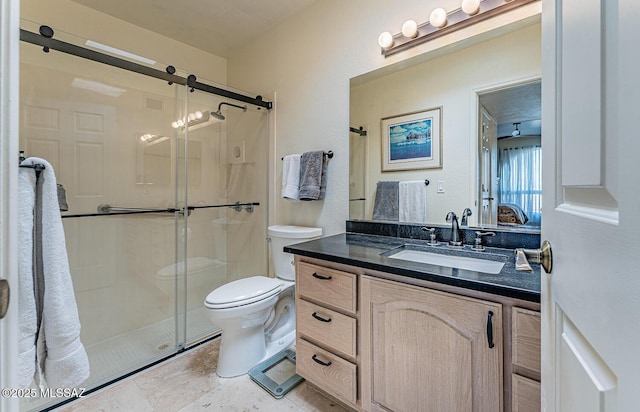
181 85 269 346
18 21 269 411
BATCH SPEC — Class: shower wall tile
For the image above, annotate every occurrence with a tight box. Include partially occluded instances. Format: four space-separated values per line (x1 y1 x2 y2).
74 142 104 196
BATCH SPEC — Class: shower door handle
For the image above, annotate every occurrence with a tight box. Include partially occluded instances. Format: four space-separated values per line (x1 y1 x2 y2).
0 279 9 319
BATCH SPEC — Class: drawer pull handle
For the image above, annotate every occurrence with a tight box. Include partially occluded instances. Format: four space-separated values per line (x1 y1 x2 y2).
312 273 332 280
312 312 332 323
487 311 495 349
312 354 332 367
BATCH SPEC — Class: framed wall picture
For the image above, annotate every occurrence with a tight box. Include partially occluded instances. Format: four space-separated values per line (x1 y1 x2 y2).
380 107 442 171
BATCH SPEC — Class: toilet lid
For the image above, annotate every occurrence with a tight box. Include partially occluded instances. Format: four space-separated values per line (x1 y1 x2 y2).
205 276 283 309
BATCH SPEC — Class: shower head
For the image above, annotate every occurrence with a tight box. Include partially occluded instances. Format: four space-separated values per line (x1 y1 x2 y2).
211 110 225 120
211 102 247 121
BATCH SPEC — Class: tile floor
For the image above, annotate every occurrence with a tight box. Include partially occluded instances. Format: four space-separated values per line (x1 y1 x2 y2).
55 339 352 412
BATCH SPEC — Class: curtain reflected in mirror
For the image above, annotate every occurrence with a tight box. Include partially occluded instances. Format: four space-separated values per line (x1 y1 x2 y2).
498 145 541 227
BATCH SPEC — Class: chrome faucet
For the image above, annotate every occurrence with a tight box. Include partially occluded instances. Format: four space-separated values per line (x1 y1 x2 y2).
421 227 439 246
461 208 472 227
472 231 496 251
445 212 464 247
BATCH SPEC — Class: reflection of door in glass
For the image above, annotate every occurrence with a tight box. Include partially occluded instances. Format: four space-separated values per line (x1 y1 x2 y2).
479 107 497 226
349 127 367 219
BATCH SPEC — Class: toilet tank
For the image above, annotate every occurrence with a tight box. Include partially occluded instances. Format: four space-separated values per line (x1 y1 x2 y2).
268 225 322 281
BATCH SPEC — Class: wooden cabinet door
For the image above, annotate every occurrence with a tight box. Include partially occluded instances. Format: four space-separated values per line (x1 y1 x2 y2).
361 276 503 412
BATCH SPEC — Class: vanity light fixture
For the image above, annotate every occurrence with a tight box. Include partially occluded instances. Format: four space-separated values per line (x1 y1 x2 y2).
429 8 448 28
378 31 394 50
401 20 419 38
461 0 482 15
377 0 538 57
139 133 169 145
171 110 210 129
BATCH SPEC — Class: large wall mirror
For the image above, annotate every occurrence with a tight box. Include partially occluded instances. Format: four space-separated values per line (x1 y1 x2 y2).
349 22 541 231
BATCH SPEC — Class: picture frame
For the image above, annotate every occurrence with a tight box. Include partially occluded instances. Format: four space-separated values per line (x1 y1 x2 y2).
380 106 442 171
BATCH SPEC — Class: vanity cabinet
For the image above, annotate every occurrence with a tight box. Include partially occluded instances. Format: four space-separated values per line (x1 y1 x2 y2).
293 256 540 412
511 307 541 412
360 276 503 412
295 261 359 407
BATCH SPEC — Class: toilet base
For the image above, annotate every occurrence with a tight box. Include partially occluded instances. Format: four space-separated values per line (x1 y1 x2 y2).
264 328 296 362
215 326 296 378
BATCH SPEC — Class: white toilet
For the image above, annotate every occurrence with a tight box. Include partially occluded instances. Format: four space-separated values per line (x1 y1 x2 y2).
204 225 322 377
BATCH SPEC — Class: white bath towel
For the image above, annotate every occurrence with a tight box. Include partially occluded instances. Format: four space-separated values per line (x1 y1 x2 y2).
281 154 301 200
399 181 428 223
18 164 37 388
21 157 90 388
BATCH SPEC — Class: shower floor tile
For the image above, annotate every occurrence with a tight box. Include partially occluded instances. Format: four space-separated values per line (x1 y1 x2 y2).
21 308 215 412
83 307 214 389
55 339 353 412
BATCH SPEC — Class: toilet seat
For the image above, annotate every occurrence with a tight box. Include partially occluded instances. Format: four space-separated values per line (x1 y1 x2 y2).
205 276 283 310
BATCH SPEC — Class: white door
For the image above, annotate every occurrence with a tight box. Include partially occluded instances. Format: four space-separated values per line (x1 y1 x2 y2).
541 1 640 411
479 106 498 226
0 1 20 411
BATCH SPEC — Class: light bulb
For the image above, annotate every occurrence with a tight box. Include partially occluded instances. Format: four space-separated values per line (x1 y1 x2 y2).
401 20 418 38
171 121 179 129
176 119 185 127
378 31 394 49
188 113 196 121
195 111 203 119
461 0 481 15
429 8 447 28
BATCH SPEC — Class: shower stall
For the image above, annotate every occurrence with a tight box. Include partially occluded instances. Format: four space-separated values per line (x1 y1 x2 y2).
18 21 270 411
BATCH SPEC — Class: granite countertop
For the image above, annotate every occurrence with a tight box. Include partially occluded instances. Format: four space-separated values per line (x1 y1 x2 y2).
284 233 541 302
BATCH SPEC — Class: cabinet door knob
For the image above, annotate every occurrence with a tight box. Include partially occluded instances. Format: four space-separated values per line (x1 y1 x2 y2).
311 354 332 367
312 312 332 323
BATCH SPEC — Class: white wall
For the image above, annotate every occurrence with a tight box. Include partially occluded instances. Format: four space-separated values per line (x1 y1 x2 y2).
20 0 227 84
227 0 541 236
352 24 541 224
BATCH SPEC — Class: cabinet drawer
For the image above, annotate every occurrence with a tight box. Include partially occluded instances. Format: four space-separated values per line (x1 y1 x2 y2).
297 299 356 359
297 262 357 314
512 374 541 412
296 338 357 405
512 307 541 375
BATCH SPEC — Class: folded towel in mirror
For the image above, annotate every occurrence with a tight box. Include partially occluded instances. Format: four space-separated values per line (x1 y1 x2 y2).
399 181 427 223
372 181 399 221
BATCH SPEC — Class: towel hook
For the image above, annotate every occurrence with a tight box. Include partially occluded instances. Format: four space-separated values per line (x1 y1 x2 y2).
424 179 429 186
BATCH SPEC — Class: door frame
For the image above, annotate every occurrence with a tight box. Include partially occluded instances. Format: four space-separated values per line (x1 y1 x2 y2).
470 75 542 228
0 0 21 410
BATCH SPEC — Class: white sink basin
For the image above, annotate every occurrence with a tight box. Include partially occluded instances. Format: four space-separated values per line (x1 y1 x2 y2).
387 250 505 274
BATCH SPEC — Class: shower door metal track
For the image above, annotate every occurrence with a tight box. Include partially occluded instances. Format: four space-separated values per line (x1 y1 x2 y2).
61 202 260 219
19 28 273 110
